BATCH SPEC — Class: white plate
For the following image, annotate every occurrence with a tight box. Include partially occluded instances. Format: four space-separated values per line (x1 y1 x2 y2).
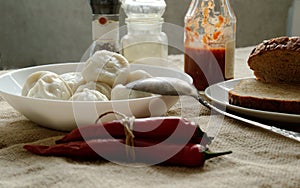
204 77 300 124
0 63 192 131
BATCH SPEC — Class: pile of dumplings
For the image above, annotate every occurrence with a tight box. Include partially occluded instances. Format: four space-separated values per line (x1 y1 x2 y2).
22 50 154 101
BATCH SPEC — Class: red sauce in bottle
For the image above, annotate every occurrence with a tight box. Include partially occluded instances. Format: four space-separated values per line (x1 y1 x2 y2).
184 46 230 91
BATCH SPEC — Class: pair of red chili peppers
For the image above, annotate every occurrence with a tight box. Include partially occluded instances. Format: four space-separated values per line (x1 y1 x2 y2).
24 113 231 167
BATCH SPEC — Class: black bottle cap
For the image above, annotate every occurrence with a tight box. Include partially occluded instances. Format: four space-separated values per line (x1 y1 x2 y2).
89 0 121 14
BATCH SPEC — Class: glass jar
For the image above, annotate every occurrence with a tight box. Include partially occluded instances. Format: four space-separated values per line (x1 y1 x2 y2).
120 0 168 65
121 18 168 65
184 0 236 90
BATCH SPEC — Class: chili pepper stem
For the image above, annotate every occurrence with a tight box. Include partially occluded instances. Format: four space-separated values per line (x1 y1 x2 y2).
195 127 212 145
203 150 232 160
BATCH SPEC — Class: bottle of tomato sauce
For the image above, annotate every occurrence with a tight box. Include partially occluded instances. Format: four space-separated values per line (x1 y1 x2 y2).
184 0 236 91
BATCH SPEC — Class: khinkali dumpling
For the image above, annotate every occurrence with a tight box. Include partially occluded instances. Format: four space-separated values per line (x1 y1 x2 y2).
22 71 54 96
75 81 111 100
27 73 72 100
111 84 153 100
60 72 86 93
82 50 130 87
70 88 108 101
127 70 152 83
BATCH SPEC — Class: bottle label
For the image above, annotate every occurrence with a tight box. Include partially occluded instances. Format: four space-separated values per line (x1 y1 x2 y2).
225 40 235 79
92 14 119 52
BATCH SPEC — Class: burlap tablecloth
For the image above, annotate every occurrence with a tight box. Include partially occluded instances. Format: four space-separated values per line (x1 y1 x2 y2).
0 47 299 188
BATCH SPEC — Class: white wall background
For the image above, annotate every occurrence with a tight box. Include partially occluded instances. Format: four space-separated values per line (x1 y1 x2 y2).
0 0 294 69
0 0 92 69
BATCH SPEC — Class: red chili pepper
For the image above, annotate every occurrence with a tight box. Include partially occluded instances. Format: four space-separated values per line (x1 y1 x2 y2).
56 117 211 146
24 139 231 167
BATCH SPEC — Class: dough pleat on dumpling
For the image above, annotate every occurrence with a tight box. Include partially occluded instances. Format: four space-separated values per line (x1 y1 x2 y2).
127 70 152 83
22 71 54 96
27 73 72 100
70 88 109 101
60 72 86 93
111 84 153 100
75 81 112 100
82 50 130 87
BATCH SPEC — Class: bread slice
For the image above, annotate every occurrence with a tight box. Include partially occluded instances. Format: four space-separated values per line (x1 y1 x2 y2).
248 36 300 84
228 78 300 114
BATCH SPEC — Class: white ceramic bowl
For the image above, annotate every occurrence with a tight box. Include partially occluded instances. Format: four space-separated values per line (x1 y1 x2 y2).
0 63 192 131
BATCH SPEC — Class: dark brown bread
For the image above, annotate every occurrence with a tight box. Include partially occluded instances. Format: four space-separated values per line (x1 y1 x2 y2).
228 78 300 114
248 36 300 84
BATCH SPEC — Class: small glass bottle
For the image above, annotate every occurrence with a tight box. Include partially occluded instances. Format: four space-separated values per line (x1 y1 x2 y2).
90 0 121 53
184 0 236 90
120 0 168 66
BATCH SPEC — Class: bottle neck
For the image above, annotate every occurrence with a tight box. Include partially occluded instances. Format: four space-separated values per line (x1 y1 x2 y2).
187 0 234 18
185 0 236 46
126 19 163 35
